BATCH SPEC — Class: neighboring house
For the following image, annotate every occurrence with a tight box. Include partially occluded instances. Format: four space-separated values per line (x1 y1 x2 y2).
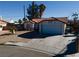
14 23 24 31
24 20 34 31
0 20 8 31
0 20 7 26
68 20 79 33
32 17 68 35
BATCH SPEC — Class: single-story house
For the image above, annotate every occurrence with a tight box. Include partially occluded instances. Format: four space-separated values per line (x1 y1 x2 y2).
32 17 68 35
23 20 34 31
14 23 25 31
0 20 8 31
68 20 79 33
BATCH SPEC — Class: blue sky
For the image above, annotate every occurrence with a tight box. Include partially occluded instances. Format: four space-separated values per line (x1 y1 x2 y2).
0 1 79 21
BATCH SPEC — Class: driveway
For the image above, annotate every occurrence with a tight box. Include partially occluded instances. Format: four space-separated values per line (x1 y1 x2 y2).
0 31 77 57
4 35 76 56
18 31 57 39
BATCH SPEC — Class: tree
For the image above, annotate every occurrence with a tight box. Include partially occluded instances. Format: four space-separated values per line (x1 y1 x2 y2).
27 1 46 20
39 4 46 18
72 12 78 23
27 1 39 20
18 19 22 24
72 12 79 35
23 17 27 22
14 21 18 23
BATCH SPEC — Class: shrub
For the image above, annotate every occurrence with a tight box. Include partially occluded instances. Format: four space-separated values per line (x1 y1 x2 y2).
9 28 15 34
0 25 2 28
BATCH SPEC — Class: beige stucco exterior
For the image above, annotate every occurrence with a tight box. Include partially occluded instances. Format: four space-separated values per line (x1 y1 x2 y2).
0 20 7 31
64 24 67 34
0 20 7 27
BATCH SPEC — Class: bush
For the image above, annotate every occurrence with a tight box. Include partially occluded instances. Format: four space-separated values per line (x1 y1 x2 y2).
0 25 2 28
9 28 15 34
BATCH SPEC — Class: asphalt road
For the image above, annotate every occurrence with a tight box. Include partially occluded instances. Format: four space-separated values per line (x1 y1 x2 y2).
0 45 50 57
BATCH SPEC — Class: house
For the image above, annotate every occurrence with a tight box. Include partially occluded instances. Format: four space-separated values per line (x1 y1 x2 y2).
23 20 34 31
14 23 24 31
67 19 79 34
0 20 8 31
32 17 68 35
0 20 7 26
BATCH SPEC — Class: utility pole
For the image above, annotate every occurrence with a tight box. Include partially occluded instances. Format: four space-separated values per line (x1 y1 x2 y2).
23 5 26 19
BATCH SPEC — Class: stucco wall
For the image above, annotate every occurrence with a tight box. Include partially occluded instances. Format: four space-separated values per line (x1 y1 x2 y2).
24 22 34 31
0 21 7 26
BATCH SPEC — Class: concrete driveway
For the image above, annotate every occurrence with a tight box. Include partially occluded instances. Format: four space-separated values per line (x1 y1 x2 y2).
0 31 76 57
4 35 76 56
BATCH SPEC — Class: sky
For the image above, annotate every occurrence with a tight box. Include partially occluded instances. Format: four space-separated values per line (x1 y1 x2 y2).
0 1 79 21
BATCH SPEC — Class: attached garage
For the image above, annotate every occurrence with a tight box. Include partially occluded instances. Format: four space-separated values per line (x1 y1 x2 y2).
39 21 65 35
32 17 68 35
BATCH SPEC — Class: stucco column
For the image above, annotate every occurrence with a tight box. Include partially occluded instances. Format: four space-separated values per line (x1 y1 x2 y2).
64 24 66 34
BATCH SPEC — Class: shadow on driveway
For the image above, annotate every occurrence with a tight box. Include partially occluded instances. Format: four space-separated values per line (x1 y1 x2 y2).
54 38 77 57
18 31 57 39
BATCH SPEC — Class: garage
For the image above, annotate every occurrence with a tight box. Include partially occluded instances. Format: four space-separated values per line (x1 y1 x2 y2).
32 17 68 35
39 21 65 35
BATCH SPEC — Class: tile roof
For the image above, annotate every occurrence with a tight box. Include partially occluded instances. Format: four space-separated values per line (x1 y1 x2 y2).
32 17 68 24
0 20 8 23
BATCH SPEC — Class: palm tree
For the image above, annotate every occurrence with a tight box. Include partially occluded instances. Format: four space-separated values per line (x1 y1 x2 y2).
27 1 39 20
39 4 46 18
27 2 46 19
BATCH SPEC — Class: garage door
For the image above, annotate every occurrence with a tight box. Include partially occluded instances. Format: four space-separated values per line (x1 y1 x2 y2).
41 21 64 35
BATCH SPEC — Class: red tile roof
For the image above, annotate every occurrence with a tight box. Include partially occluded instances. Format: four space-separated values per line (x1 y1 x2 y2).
32 17 68 24
0 20 8 23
